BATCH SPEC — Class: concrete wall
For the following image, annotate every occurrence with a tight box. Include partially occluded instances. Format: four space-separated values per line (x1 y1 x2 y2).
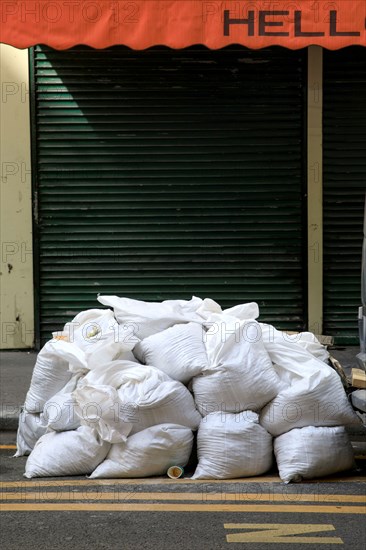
0 45 34 348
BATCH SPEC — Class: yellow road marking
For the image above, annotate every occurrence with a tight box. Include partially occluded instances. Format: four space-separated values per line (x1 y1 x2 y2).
1 491 365 504
0 445 16 450
0 503 365 513
224 523 343 544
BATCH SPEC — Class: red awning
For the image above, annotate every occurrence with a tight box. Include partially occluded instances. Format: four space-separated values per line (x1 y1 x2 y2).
0 0 365 50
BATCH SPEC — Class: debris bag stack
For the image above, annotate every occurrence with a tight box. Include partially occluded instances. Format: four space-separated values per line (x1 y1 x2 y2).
16 295 360 482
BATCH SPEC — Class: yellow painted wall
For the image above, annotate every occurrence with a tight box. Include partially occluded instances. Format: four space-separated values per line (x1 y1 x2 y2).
307 46 323 335
0 45 34 348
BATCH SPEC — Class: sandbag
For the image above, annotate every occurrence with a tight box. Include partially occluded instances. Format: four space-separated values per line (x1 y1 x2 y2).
295 332 330 363
193 317 281 415
42 373 83 432
80 360 201 435
260 374 359 436
119 374 202 435
97 295 203 339
62 308 118 346
259 324 359 435
260 323 331 384
81 359 168 388
24 426 110 478
43 392 80 432
73 384 133 443
23 340 85 412
261 327 329 363
133 323 208 384
115 349 140 363
15 410 48 457
192 411 273 479
90 424 193 478
274 426 355 483
56 308 136 369
196 299 259 322
223 302 259 320
195 298 222 319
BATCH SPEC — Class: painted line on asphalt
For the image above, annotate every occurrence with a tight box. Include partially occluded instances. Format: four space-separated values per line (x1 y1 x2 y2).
224 523 343 544
0 503 365 513
0 445 16 450
1 491 365 504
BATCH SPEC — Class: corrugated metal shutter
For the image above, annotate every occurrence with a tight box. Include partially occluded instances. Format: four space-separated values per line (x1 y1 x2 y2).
323 47 366 344
31 46 306 345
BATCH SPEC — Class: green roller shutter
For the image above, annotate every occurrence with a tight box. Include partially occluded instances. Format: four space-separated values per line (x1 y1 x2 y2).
31 46 307 346
323 47 366 344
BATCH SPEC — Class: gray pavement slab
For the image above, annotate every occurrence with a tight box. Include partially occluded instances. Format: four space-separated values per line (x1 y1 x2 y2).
0 351 36 430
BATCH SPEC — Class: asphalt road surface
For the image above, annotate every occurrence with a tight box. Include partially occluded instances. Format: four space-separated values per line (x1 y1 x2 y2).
1 432 365 550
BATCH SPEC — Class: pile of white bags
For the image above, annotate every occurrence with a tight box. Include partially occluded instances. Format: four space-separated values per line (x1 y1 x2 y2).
17 295 359 482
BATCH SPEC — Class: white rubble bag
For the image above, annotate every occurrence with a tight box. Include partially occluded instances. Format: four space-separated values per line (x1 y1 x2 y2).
224 302 259 320
193 317 281 415
260 372 359 436
15 410 48 457
97 295 203 339
133 323 208 384
55 308 137 369
260 323 333 386
77 360 202 435
61 308 118 347
195 299 259 323
295 332 330 363
195 298 223 319
43 393 80 432
121 369 201 435
42 373 84 432
259 324 359 436
73 384 134 443
24 339 87 412
115 349 140 363
267 329 329 363
90 424 193 478
274 426 355 483
24 426 110 478
116 365 202 435
81 358 147 388
193 411 273 479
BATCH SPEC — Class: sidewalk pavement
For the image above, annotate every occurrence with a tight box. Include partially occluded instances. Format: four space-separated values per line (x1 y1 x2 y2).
0 346 365 434
0 350 37 430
